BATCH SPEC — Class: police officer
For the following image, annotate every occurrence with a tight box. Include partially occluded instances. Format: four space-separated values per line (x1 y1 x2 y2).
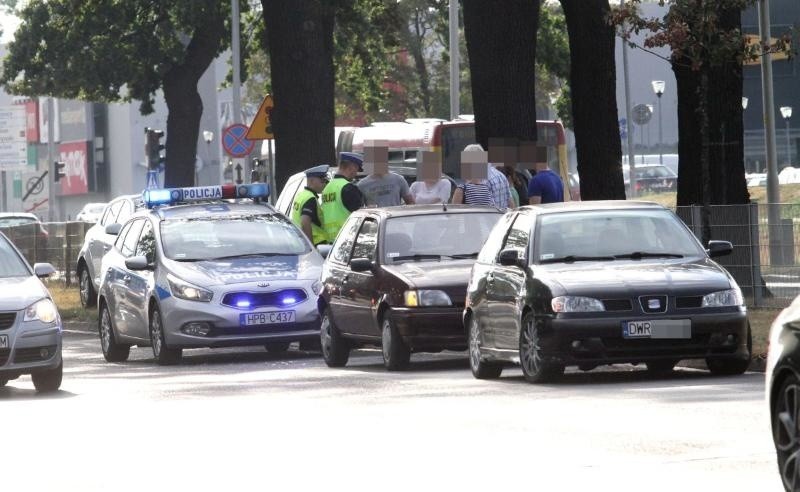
291 165 329 246
321 152 365 242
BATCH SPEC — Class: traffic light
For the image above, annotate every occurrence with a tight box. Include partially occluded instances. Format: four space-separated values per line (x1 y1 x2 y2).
53 161 66 182
144 127 165 170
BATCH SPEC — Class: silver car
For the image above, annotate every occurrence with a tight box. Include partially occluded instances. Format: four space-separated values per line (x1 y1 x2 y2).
76 194 145 309
97 189 324 365
0 232 63 393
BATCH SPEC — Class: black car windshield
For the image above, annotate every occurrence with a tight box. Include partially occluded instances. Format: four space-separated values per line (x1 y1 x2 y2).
535 209 704 264
0 236 30 277
161 214 310 261
384 212 501 263
0 216 37 227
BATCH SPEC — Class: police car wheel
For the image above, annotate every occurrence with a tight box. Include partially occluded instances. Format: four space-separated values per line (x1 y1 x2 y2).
320 308 349 367
79 266 96 308
31 362 63 393
150 306 182 366
99 302 130 363
381 315 410 371
264 342 291 354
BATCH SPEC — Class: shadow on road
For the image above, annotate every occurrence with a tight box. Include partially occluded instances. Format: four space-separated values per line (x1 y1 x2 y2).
0 384 78 401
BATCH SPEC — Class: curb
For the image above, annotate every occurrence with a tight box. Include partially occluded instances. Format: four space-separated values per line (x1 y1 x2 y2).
63 321 96 333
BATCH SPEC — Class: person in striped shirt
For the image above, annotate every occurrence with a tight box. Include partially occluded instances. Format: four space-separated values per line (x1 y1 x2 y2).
451 146 495 206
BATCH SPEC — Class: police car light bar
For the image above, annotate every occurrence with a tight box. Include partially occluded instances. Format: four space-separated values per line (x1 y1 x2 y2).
142 184 270 208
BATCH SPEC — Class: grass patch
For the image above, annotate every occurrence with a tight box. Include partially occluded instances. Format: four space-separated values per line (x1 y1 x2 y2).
47 284 97 324
637 183 800 208
749 307 780 357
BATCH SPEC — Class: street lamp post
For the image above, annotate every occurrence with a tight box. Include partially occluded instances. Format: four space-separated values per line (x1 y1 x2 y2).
651 80 665 166
780 106 793 166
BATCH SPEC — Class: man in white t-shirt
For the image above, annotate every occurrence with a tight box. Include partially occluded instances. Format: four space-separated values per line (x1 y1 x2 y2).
357 140 415 207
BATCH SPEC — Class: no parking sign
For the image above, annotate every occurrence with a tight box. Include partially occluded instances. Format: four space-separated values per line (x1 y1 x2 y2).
222 124 255 158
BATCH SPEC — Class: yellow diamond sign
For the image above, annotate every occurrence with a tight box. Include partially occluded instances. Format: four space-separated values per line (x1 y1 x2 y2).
246 94 274 140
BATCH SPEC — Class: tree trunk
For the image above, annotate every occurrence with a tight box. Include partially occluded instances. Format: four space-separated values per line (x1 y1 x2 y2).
673 55 702 206
560 0 625 200
408 10 432 115
262 0 336 191
162 4 226 188
462 0 540 148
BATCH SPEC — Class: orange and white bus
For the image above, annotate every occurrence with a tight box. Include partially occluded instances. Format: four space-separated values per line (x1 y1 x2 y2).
336 118 575 200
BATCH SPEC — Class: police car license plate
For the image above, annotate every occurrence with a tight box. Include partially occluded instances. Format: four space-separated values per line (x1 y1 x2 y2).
622 320 691 339
240 311 295 326
0 334 7 349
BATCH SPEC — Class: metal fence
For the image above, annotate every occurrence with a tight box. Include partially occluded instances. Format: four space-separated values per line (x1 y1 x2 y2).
2 205 799 308
0 222 93 286
675 203 800 308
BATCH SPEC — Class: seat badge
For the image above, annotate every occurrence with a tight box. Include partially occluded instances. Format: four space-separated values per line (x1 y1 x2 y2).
648 299 661 310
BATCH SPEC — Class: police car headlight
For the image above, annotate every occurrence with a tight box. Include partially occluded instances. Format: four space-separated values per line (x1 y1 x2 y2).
404 290 452 307
312 280 324 296
701 288 743 308
167 274 213 302
24 298 59 324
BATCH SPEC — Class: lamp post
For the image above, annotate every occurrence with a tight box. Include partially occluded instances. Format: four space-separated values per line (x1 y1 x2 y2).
780 106 793 166
651 80 665 166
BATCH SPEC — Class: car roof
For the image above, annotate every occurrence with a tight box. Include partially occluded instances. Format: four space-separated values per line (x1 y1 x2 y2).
0 212 39 219
140 201 279 221
350 204 504 219
518 200 667 215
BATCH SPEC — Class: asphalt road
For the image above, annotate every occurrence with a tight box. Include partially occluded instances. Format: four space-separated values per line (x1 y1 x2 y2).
2 330 783 492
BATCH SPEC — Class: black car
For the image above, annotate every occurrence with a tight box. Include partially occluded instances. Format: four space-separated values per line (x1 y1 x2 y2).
318 205 502 370
766 296 800 491
465 201 751 383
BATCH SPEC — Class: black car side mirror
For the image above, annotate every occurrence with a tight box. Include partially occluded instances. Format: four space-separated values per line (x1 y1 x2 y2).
350 258 374 272
498 248 525 267
706 240 733 258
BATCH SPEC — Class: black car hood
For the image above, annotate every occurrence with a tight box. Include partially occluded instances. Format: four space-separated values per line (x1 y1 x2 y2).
382 259 474 290
534 257 733 297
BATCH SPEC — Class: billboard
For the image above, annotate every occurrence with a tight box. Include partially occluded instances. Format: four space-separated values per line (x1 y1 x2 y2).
58 140 89 195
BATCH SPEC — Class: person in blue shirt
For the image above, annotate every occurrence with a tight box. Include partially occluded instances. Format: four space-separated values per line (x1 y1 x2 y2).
527 161 564 204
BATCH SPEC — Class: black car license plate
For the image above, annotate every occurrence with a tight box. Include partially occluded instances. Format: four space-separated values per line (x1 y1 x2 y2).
622 319 691 339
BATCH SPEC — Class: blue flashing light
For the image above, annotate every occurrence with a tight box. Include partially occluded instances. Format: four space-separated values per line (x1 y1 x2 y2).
281 297 297 305
236 183 270 199
236 300 251 308
142 183 269 208
142 188 173 207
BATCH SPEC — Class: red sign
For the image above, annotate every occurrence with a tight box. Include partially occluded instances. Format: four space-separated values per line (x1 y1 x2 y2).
58 141 89 195
25 101 39 143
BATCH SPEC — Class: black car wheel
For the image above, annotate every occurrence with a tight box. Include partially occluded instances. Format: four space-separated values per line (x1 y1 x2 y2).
707 324 752 376
774 373 800 491
519 311 563 384
646 360 677 375
150 306 182 365
99 302 130 362
31 361 63 393
265 341 291 354
0 379 7 387
320 308 350 367
468 316 502 379
381 315 410 371
79 265 96 308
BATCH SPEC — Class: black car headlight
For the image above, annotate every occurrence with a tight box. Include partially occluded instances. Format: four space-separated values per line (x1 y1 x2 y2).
701 288 743 308
551 296 605 313
167 274 213 302
404 290 452 307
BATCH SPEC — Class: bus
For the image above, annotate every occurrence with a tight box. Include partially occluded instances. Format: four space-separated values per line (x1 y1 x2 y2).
336 118 575 200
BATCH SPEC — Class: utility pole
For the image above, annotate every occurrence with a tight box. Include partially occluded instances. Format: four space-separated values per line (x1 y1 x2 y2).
620 0 637 198
449 0 460 120
46 97 56 222
229 0 243 184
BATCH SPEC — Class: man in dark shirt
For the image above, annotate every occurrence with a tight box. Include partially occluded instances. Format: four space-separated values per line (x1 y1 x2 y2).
528 161 564 204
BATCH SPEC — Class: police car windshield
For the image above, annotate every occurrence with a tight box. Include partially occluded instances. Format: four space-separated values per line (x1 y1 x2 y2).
161 214 310 261
0 236 30 278
384 212 500 263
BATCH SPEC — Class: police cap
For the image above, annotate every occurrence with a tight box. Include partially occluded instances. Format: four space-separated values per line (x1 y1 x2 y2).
305 164 329 179
339 152 364 171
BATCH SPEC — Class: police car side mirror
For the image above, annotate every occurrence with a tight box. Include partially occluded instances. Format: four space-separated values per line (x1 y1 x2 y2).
317 244 332 259
350 258 374 273
105 223 122 236
125 255 151 271
33 263 56 278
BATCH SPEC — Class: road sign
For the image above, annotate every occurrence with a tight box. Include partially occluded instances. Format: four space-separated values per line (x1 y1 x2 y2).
222 124 256 158
632 104 653 126
246 95 274 140
0 105 28 170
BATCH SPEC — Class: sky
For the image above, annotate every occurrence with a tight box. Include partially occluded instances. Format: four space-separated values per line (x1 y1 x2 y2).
0 11 20 44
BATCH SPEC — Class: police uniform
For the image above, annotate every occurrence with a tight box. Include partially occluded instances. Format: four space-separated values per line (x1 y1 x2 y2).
291 165 328 246
321 153 365 242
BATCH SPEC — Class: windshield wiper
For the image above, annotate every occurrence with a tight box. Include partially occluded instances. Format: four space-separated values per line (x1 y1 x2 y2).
391 254 442 262
614 252 684 259
209 253 285 260
447 252 480 259
539 255 615 264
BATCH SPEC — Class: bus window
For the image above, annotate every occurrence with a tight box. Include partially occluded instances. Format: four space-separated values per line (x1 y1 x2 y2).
388 150 405 164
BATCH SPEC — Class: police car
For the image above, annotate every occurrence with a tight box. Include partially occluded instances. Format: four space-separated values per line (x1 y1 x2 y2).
96 184 324 365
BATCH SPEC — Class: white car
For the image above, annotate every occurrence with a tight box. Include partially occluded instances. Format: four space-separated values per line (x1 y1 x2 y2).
76 202 107 223
0 232 63 392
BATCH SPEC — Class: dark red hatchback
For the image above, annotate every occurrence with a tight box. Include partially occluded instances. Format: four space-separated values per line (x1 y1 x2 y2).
318 205 502 370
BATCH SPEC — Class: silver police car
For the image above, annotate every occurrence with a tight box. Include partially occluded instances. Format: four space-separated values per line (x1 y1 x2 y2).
0 232 63 392
97 185 324 365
